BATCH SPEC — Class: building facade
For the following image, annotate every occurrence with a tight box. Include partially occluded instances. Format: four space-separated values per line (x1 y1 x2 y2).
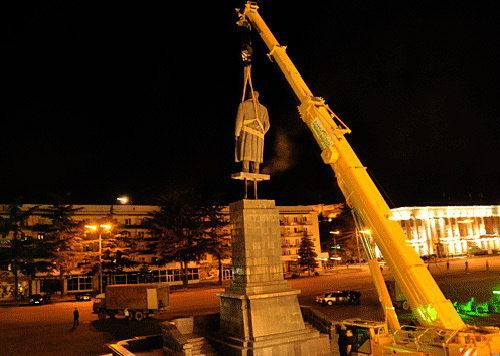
391 205 500 257
0 203 323 297
278 205 322 274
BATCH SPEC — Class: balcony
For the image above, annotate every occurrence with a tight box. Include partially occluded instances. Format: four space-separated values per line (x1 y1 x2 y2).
281 231 313 237
280 219 313 226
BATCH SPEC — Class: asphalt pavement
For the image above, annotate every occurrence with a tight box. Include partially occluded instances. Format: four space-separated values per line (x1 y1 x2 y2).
0 255 498 355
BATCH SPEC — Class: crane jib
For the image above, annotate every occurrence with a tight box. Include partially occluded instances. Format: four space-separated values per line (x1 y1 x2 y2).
236 0 467 331
235 2 500 354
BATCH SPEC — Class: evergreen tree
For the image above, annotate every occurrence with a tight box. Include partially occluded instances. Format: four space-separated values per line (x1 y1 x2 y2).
0 202 39 300
38 204 83 297
298 235 319 276
145 189 207 286
98 207 139 274
201 195 230 285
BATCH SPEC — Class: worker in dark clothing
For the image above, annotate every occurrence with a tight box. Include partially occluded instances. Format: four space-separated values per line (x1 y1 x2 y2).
345 329 357 355
73 307 79 326
337 324 348 356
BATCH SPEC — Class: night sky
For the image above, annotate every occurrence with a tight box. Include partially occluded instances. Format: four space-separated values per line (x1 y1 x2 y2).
4 1 500 207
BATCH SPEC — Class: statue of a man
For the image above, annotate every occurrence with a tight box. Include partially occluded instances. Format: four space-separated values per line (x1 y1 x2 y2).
234 91 270 174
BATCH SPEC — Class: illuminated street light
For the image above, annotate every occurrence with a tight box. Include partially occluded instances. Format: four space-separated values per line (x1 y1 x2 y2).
84 224 112 293
117 196 129 204
329 231 341 260
359 229 371 234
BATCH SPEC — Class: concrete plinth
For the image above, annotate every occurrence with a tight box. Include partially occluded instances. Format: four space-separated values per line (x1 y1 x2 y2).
211 199 330 356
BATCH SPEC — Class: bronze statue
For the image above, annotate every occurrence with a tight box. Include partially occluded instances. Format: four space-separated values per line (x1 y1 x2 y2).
234 90 270 174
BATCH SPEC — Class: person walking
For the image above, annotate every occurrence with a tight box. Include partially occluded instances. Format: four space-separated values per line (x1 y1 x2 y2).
124 308 130 325
73 307 79 326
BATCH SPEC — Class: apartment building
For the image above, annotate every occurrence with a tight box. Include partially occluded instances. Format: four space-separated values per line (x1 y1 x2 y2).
278 205 322 273
0 203 323 296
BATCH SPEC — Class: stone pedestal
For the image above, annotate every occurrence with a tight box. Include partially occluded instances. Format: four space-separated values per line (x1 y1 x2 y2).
211 199 330 356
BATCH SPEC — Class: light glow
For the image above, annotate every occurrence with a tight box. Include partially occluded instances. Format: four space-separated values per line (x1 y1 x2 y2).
117 196 129 204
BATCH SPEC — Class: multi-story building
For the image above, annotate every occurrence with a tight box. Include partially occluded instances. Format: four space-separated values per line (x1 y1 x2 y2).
0 203 323 297
278 205 322 273
391 205 500 257
4 202 498 298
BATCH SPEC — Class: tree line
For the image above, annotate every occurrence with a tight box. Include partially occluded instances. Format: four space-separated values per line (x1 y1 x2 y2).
0 190 230 300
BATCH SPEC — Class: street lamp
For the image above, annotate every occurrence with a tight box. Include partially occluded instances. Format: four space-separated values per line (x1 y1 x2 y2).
117 196 129 204
329 230 340 251
85 224 112 293
329 230 341 269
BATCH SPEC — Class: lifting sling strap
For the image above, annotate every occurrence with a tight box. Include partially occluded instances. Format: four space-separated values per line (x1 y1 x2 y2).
241 64 265 139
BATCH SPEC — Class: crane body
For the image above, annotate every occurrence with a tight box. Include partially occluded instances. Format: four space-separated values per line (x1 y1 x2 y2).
236 2 500 355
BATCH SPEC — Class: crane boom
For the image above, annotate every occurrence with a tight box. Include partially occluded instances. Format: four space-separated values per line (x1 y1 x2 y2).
236 2 465 330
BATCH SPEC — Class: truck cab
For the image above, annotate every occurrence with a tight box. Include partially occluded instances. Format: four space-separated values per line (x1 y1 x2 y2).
92 293 105 314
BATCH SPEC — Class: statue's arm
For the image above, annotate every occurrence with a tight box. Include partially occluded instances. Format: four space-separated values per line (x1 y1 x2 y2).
263 106 270 134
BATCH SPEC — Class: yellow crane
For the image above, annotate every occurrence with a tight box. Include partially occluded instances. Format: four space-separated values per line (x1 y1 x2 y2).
236 2 500 355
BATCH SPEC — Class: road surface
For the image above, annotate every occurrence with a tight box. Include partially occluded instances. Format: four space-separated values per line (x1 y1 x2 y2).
0 256 498 355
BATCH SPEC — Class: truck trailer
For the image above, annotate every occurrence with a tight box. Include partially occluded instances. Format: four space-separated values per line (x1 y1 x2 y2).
93 283 169 321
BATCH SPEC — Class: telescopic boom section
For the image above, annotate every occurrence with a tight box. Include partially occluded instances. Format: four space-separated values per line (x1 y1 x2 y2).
237 1 465 330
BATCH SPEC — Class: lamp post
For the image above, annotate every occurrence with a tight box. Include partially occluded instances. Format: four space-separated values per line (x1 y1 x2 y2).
329 230 340 269
85 224 112 294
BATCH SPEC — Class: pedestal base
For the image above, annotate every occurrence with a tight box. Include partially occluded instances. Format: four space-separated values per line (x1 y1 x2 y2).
210 199 331 355
210 327 330 356
217 290 304 339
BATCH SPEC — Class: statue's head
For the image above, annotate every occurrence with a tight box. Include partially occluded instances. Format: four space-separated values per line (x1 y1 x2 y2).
247 90 259 100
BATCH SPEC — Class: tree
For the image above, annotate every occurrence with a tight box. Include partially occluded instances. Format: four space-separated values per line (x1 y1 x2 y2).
0 202 39 300
298 235 319 276
38 204 83 297
146 189 208 286
97 208 140 274
201 196 230 285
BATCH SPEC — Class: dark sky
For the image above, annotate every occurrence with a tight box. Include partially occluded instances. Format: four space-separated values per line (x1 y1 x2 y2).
4 1 500 207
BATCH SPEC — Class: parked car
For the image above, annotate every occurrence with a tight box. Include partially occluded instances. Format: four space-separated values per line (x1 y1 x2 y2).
316 291 346 306
75 292 92 301
315 290 361 306
29 294 51 305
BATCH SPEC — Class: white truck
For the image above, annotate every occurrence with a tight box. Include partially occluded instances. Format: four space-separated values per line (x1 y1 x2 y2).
93 283 169 321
